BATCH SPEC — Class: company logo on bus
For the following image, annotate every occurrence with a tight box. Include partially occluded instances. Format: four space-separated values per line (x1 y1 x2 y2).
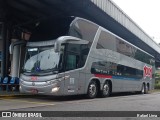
31 76 37 81
143 65 152 79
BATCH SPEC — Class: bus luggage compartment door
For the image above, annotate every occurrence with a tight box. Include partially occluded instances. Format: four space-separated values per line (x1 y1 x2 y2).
64 70 79 95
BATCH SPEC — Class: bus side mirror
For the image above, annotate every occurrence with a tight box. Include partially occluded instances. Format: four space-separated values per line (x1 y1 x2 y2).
55 36 86 52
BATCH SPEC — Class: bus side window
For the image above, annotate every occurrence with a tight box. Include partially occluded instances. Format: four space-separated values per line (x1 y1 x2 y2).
78 44 89 68
80 48 89 67
66 54 79 71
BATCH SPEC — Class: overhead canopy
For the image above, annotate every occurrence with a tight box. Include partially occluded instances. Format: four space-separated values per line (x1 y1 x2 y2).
2 0 160 63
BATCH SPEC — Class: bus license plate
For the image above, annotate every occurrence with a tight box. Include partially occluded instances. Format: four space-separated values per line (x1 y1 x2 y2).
31 89 38 94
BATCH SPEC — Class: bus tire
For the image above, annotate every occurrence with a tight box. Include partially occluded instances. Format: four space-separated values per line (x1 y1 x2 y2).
86 80 98 99
141 84 145 94
100 81 111 98
145 84 149 94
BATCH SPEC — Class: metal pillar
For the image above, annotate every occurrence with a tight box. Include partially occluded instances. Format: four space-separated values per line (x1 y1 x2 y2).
0 0 8 78
0 23 2 77
1 22 7 78
10 40 20 78
9 40 26 84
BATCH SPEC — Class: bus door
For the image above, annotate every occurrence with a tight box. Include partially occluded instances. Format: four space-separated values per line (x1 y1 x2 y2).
63 42 89 95
64 49 80 94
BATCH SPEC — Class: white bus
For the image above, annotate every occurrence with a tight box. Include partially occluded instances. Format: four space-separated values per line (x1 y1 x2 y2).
20 17 155 98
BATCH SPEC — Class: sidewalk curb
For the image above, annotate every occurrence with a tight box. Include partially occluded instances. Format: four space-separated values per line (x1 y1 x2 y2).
0 92 33 97
0 94 27 97
0 91 160 97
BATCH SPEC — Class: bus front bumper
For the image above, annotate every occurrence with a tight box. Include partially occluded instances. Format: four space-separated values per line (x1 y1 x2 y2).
19 80 64 96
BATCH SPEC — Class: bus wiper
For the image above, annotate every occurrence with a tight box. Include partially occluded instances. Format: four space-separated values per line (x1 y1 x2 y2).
40 69 59 74
52 71 58 74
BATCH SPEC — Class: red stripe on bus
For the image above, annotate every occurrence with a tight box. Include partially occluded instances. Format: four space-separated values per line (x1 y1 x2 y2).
94 74 112 78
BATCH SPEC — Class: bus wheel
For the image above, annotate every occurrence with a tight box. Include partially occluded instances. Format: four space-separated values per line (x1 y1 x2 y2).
145 85 149 94
86 81 98 99
101 81 111 97
141 84 145 94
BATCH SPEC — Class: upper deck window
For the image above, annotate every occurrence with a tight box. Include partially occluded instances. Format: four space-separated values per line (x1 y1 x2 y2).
96 30 154 65
69 19 98 43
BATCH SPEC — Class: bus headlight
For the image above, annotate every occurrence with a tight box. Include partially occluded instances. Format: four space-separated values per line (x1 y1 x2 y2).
51 87 60 93
46 80 57 85
46 77 65 85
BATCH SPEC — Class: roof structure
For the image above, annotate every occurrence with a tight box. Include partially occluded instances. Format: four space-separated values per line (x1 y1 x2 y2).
1 0 160 61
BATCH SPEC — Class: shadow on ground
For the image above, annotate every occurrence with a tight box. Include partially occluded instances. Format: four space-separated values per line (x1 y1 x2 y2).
2 92 144 102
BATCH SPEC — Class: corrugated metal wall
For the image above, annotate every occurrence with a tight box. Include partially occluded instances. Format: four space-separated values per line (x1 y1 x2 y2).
91 0 160 54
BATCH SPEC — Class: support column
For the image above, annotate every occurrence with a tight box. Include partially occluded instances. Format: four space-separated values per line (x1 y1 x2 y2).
1 22 7 78
10 39 20 78
0 23 2 77
0 0 8 78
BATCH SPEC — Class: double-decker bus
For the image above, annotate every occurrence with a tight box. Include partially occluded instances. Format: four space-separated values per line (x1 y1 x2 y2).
20 17 155 98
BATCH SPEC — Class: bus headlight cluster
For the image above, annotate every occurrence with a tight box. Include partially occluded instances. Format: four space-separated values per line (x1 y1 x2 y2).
46 80 54 85
51 87 60 93
46 77 65 85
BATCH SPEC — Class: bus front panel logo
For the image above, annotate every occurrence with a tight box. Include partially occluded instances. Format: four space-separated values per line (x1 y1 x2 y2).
31 76 37 81
143 65 152 79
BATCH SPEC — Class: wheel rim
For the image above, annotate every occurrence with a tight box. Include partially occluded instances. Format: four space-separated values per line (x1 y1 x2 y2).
89 84 97 97
142 85 145 93
103 83 109 95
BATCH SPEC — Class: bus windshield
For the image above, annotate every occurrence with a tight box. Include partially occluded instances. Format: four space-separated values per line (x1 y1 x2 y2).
23 46 62 74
